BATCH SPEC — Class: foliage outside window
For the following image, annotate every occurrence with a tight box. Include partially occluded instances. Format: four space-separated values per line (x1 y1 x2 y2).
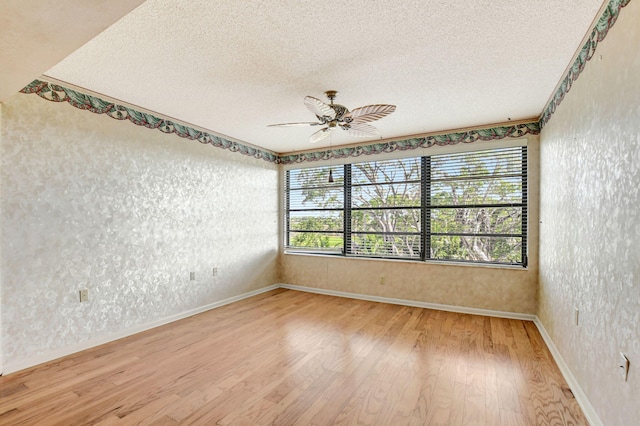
285 146 527 266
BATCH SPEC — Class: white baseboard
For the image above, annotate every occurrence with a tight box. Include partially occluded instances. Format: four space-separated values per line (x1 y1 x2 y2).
533 317 602 426
278 283 536 321
2 284 280 375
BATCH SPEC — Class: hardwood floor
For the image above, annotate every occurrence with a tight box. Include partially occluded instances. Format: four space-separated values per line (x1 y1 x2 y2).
0 289 587 425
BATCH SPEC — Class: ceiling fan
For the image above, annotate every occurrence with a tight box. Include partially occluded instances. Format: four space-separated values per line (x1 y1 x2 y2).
268 90 396 144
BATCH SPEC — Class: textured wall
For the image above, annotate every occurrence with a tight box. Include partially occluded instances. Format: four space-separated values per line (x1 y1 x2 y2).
0 93 279 367
281 137 540 315
0 103 3 373
281 255 538 314
538 1 640 425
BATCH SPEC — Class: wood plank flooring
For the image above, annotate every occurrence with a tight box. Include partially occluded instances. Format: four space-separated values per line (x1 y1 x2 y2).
0 289 587 425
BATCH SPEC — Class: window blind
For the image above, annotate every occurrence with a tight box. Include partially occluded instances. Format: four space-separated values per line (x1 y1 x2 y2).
284 145 527 266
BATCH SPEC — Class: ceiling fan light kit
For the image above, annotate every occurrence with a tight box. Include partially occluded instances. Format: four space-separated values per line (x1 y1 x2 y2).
269 90 396 143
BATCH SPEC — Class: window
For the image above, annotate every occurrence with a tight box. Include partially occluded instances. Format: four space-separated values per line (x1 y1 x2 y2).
350 158 422 259
284 145 527 266
286 166 344 253
428 147 527 264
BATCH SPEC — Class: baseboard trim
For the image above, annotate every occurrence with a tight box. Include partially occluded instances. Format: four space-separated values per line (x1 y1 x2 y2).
278 283 536 321
533 317 602 426
2 284 280 375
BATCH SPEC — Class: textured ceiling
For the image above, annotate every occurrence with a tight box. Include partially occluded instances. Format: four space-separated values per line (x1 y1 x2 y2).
39 0 606 153
0 0 144 103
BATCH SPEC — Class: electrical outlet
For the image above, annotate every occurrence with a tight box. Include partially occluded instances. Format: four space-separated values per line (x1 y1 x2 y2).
620 353 630 381
380 276 385 285
212 267 218 277
79 289 89 303
190 272 195 281
574 307 579 326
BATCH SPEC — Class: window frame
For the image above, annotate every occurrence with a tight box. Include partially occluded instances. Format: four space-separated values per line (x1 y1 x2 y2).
284 144 528 267
285 165 345 254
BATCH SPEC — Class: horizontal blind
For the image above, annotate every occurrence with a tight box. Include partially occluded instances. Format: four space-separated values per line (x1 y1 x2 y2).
286 166 345 252
284 145 528 266
428 147 527 265
349 158 421 259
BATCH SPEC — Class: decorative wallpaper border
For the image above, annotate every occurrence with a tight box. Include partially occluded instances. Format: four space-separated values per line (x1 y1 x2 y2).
539 0 631 128
19 80 539 165
18 0 630 164
19 80 279 164
278 123 539 164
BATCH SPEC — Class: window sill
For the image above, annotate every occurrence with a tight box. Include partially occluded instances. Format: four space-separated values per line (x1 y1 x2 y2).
282 250 528 271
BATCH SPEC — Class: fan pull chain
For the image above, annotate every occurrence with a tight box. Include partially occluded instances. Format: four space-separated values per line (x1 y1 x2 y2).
328 131 334 183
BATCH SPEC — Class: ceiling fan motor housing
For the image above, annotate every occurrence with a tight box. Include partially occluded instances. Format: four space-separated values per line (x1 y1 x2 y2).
328 104 349 121
320 90 349 123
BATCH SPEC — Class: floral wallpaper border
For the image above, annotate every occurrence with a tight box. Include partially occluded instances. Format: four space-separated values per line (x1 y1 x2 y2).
19 80 539 165
18 0 630 164
539 0 631 128
19 80 279 164
278 123 539 164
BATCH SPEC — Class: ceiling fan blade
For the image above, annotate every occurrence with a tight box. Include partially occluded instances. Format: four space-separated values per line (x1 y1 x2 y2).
304 96 336 120
342 122 379 137
267 121 321 127
309 127 331 144
346 104 396 123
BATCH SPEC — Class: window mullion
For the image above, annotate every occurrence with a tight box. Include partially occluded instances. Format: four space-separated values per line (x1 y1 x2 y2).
344 164 351 256
521 146 528 266
421 156 431 261
285 170 291 247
